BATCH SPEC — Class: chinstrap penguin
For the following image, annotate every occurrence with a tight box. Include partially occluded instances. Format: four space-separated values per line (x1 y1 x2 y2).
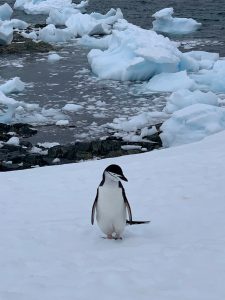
91 164 149 240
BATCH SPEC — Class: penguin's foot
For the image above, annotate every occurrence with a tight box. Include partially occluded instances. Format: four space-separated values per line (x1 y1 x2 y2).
107 234 113 239
114 234 122 240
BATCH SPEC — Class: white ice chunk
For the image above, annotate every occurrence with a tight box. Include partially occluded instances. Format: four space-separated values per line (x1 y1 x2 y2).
56 119 69 126
0 21 13 45
46 7 79 26
21 30 38 40
78 34 112 50
6 136 20 146
160 103 225 147
191 60 225 93
88 22 181 81
0 77 25 94
62 103 83 112
66 8 123 37
152 7 201 35
14 0 73 15
164 89 219 114
0 3 13 21
4 19 29 30
143 71 195 93
48 53 62 62
38 24 73 43
37 142 60 148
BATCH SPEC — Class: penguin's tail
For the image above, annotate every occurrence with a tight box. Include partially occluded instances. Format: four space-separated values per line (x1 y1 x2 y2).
126 220 150 225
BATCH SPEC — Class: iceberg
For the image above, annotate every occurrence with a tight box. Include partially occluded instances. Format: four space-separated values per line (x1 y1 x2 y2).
143 71 195 93
0 3 13 21
164 89 219 114
160 104 225 147
152 7 201 35
88 21 181 81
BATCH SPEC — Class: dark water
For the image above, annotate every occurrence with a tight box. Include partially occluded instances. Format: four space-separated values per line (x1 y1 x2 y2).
1 0 225 143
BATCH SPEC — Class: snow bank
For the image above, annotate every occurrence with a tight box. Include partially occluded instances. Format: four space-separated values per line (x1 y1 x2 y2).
0 3 13 21
160 103 225 147
143 71 195 93
164 89 219 113
1 130 225 300
152 7 201 35
0 77 25 94
88 21 181 81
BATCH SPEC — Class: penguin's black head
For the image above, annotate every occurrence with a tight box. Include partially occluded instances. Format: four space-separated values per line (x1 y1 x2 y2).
104 164 128 182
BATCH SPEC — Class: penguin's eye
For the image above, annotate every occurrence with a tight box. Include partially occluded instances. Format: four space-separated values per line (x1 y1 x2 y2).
108 172 120 179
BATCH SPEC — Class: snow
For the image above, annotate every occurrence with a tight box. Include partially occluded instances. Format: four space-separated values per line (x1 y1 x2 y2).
152 7 201 35
47 53 62 62
88 21 181 81
0 3 13 21
164 89 219 114
0 77 25 94
62 103 83 112
0 131 225 299
143 71 195 93
160 103 225 147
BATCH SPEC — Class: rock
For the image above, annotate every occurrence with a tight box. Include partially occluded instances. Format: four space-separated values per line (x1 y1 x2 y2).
0 32 54 54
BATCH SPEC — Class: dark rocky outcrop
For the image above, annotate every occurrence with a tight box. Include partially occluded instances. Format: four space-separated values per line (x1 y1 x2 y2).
0 123 163 172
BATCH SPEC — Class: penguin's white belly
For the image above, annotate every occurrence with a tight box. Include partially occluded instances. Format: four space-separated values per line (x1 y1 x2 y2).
96 185 126 235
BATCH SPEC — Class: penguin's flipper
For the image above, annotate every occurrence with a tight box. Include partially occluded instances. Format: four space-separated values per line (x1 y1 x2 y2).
126 220 150 225
91 188 99 225
119 182 132 223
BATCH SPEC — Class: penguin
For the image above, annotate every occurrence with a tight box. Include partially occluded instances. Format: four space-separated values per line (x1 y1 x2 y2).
91 164 150 240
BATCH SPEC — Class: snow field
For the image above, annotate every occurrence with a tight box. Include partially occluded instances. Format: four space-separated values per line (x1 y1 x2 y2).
0 131 225 299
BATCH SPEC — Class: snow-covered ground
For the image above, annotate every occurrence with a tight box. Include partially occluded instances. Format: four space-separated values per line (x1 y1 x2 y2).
1 130 225 300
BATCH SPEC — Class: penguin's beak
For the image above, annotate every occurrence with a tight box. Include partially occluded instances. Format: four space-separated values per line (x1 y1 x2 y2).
119 174 128 182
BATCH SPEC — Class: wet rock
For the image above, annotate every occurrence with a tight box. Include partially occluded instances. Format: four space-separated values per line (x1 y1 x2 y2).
0 32 54 54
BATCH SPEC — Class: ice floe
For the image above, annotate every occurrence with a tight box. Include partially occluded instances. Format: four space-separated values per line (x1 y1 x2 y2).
38 24 73 43
152 7 201 35
160 104 225 147
164 89 219 114
0 77 25 94
47 53 62 62
62 103 83 112
143 71 195 93
66 8 123 37
88 21 181 81
0 21 13 45
191 60 225 93
0 3 13 21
